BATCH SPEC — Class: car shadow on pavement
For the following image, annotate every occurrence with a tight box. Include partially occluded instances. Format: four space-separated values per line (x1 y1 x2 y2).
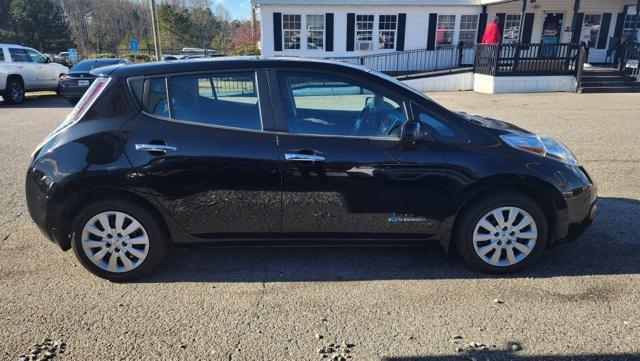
145 195 639 284
3 93 72 109
384 350 640 361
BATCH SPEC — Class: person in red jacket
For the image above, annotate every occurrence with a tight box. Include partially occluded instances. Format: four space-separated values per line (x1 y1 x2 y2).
482 18 501 44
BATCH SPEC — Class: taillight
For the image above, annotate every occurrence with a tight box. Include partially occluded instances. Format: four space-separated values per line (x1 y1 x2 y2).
59 77 111 130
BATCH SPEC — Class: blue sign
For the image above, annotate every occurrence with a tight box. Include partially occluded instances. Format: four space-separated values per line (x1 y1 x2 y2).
68 48 78 64
129 38 139 53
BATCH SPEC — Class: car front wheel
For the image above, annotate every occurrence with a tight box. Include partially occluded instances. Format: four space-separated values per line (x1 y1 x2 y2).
454 192 548 273
71 199 168 281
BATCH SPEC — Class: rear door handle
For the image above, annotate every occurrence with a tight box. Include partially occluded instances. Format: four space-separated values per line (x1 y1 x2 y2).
285 153 325 162
135 144 177 153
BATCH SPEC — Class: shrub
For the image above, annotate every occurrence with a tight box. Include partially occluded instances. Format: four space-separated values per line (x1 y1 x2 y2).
123 53 153 62
87 53 117 59
229 43 260 56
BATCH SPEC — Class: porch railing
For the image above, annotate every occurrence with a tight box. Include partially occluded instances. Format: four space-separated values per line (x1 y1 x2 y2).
474 43 581 77
328 43 475 76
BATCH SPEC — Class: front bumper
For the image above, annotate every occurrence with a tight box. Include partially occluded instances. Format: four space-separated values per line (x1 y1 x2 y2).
554 181 597 244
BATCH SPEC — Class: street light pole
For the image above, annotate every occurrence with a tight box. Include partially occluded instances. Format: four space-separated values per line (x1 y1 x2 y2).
149 0 162 61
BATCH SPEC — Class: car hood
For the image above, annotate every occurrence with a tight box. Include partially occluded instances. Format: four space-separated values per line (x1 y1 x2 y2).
455 111 532 135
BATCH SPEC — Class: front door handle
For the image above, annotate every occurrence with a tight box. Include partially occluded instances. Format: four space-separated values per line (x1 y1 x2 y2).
285 153 325 162
135 144 177 153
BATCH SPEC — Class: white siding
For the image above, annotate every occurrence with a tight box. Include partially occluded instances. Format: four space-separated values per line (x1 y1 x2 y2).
473 73 577 93
402 72 474 92
259 4 481 58
258 0 631 63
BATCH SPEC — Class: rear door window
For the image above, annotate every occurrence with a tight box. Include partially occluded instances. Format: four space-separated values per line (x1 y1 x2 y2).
168 72 261 130
9 49 31 63
147 78 169 117
0 49 4 62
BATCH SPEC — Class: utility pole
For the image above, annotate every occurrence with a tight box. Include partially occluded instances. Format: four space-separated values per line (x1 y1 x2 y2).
149 0 162 61
251 5 256 37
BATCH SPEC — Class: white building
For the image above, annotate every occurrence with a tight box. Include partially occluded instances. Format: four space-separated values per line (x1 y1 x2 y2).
251 0 640 64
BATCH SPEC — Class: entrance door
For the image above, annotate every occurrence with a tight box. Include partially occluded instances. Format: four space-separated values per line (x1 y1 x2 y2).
272 71 449 238
541 13 564 44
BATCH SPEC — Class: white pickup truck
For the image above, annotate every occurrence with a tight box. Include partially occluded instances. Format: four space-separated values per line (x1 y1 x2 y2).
0 43 69 104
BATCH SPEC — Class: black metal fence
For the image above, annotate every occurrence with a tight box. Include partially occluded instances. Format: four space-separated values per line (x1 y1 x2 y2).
328 43 475 76
474 43 580 77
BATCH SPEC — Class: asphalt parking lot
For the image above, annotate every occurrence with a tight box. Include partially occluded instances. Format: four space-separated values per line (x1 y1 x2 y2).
1 91 639 361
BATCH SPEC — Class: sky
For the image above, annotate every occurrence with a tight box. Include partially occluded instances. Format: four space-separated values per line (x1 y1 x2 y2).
215 0 252 20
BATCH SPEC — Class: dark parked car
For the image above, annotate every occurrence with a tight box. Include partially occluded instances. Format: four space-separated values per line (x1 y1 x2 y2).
59 58 128 103
26 57 597 280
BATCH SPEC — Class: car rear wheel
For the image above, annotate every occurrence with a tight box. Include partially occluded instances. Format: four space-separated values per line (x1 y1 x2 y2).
2 78 25 105
454 192 548 273
71 199 168 281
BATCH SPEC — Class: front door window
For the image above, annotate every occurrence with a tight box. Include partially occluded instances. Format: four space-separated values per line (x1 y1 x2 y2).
278 72 407 138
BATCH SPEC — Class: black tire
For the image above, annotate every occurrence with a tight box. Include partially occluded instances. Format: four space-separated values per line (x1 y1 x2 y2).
454 191 548 273
71 199 168 281
3 77 25 105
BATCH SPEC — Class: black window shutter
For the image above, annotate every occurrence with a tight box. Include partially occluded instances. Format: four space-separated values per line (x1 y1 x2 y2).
326 13 334 52
273 13 282 52
598 13 612 49
522 13 535 43
477 13 488 43
613 12 625 38
347 13 355 52
496 13 506 39
572 13 585 43
397 13 407 51
427 13 437 50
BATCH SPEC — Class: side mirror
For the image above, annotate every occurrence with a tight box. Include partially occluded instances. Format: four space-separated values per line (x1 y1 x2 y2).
44 56 51 64
401 122 426 144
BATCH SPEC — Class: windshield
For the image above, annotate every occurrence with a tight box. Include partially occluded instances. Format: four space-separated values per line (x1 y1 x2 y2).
70 59 123 72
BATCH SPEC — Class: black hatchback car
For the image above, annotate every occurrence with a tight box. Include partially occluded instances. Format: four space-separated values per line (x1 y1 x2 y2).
26 57 597 280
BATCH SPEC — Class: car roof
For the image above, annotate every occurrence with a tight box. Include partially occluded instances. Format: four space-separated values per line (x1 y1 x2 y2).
100 56 373 78
0 43 31 49
78 58 126 63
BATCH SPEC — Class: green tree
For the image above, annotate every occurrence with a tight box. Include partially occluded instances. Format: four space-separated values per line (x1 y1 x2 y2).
9 0 73 51
157 3 194 51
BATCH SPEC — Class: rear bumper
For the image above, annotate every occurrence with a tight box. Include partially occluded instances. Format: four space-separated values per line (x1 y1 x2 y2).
25 167 72 251
59 86 88 99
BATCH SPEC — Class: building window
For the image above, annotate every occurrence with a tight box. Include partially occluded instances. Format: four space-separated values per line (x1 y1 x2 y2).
503 14 522 43
378 15 397 49
306 15 325 50
355 15 375 51
623 14 639 39
459 15 479 45
283 14 301 50
582 14 602 48
436 15 456 46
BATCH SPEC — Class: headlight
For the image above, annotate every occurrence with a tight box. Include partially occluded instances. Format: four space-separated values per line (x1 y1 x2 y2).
500 134 579 165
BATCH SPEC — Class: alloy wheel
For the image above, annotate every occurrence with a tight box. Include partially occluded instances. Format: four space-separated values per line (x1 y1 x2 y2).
81 211 150 273
472 206 538 267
